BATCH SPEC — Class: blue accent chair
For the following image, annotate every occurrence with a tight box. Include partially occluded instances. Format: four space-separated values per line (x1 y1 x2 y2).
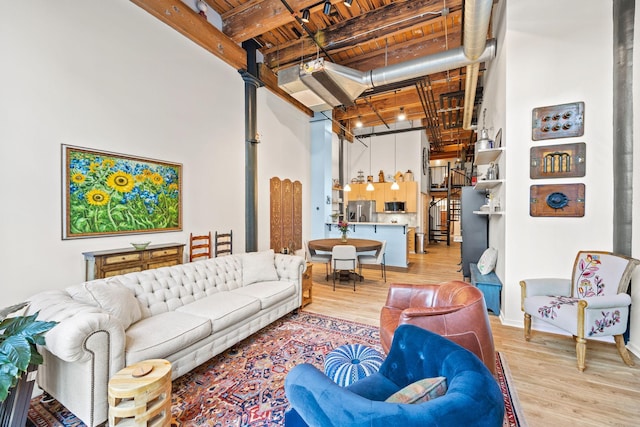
284 324 504 427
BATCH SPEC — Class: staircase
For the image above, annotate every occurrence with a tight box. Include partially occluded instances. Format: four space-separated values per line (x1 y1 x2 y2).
428 164 470 245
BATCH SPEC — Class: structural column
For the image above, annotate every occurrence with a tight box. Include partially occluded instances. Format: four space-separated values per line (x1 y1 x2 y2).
241 40 261 253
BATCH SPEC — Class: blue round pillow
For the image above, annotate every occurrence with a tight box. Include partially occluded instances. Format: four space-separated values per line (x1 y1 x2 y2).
324 344 384 387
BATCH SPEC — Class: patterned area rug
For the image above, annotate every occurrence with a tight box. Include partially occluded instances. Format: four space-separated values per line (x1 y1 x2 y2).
27 311 525 427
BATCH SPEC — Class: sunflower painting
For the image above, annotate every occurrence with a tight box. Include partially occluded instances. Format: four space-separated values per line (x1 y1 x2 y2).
62 145 182 238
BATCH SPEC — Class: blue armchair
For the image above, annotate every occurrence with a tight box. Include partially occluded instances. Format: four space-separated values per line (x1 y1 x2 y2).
284 324 504 427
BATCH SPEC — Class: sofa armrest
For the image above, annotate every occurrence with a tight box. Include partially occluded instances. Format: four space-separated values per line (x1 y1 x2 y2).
27 290 126 363
274 254 306 282
581 293 631 309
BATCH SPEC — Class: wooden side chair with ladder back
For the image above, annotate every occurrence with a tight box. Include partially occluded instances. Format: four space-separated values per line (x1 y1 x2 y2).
189 232 211 262
214 230 233 257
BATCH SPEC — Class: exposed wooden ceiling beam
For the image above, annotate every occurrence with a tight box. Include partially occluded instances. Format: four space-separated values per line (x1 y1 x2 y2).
130 0 247 70
263 1 461 69
339 28 462 71
221 0 344 43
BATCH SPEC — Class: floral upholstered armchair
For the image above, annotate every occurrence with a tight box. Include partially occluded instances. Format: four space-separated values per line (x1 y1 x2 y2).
520 251 640 371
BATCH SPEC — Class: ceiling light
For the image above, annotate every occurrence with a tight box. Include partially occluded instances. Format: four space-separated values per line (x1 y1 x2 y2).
323 0 332 15
301 9 310 23
344 0 353 7
390 181 400 190
343 183 351 192
397 107 406 121
355 116 363 128
366 182 375 191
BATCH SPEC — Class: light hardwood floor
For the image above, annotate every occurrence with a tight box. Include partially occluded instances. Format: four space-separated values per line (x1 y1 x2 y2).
303 242 640 427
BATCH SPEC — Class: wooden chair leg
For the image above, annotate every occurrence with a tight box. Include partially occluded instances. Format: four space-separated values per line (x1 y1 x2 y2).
523 313 531 341
576 336 587 372
614 335 636 367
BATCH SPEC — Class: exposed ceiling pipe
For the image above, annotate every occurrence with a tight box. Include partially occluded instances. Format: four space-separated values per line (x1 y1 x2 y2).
462 0 495 130
278 1 496 114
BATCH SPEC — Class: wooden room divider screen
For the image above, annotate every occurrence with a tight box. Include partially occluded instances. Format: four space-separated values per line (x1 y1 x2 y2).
270 177 302 254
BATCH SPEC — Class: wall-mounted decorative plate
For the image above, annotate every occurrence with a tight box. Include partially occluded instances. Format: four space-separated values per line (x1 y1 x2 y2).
530 142 586 179
530 184 585 217
532 102 584 141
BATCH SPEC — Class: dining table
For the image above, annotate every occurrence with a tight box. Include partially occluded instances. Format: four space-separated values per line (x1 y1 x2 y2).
308 238 382 253
308 238 382 282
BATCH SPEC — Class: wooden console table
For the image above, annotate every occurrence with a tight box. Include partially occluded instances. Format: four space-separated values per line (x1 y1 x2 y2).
83 243 185 281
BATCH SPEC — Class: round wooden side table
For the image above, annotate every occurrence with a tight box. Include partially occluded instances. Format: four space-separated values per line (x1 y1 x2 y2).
108 359 172 427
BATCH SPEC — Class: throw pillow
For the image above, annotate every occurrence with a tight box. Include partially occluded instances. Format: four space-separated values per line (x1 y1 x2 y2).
477 247 498 275
242 249 279 286
82 282 142 329
385 376 448 404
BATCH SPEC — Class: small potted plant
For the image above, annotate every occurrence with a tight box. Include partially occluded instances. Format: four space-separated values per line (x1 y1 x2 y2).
0 302 57 424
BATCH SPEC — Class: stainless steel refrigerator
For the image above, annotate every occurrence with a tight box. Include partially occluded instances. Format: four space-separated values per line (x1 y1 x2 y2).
347 200 376 222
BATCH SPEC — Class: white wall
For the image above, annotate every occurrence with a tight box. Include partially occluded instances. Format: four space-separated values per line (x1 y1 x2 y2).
481 0 639 342
0 1 311 305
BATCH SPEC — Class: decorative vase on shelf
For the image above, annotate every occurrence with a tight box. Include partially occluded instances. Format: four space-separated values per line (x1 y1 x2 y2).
341 232 348 243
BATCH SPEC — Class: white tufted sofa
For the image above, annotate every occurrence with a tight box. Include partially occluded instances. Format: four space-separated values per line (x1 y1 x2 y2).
27 250 306 427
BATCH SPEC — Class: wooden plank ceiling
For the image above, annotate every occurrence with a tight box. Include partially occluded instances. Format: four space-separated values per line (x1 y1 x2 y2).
133 0 495 160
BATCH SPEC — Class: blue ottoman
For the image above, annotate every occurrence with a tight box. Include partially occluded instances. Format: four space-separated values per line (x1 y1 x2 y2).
324 344 384 387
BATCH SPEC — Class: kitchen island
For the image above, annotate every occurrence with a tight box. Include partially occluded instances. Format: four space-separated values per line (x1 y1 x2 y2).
324 222 409 268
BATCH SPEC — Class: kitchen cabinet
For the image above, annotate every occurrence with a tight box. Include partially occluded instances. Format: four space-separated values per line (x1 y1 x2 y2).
345 181 418 213
404 181 418 212
374 182 390 212
384 181 417 213
344 183 374 203
83 243 185 281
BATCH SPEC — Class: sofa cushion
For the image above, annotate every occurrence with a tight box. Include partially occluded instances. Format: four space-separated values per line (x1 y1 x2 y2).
125 311 211 365
176 292 261 332
232 280 297 309
385 376 448 404
73 282 142 329
241 250 279 286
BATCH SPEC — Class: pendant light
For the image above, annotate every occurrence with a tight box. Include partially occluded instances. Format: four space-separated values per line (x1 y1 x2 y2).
391 133 400 190
366 139 375 191
397 106 406 121
343 141 351 192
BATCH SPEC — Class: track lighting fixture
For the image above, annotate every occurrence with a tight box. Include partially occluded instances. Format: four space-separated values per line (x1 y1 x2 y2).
301 8 310 23
397 106 406 121
344 0 353 7
323 0 332 15
196 0 207 18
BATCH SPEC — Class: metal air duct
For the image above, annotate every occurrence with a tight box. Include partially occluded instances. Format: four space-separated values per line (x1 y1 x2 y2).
278 0 496 113
462 0 495 130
